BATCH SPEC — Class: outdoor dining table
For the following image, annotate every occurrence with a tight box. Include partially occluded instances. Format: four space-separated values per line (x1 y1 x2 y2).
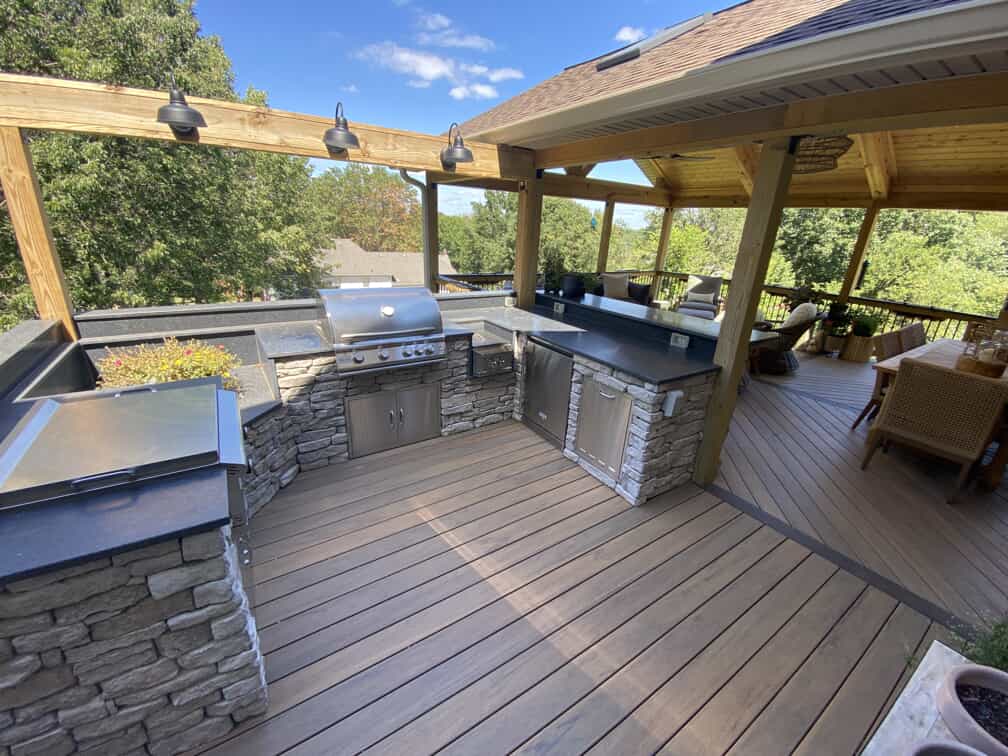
873 337 1008 489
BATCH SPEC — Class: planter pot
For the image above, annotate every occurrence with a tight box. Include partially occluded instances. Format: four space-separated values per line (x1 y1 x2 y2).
910 742 986 756
559 274 585 300
824 334 847 354
841 334 875 362
937 664 1008 756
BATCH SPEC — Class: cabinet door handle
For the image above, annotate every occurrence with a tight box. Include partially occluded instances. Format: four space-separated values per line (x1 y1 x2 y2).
399 407 406 424
389 410 396 429
598 390 617 400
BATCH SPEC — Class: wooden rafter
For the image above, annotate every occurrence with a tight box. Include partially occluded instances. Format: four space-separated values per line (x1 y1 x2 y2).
852 132 897 199
534 72 1008 168
732 145 760 196
0 73 534 180
838 202 880 303
563 164 596 177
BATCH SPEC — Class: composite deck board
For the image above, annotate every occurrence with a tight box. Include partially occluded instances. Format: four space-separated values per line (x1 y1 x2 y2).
196 422 939 755
729 372 1008 625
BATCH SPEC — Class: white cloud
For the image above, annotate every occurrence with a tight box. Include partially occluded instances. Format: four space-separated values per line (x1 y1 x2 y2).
461 63 489 76
418 29 494 51
419 12 451 31
449 83 498 100
614 25 647 44
356 42 456 82
407 79 432 88
487 67 523 83
341 83 359 94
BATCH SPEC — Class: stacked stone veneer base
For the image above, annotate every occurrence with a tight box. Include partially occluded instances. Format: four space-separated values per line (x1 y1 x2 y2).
563 356 716 506
241 333 515 517
0 527 266 756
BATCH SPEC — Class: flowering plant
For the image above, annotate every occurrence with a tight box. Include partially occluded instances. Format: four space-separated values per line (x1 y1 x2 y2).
97 337 241 391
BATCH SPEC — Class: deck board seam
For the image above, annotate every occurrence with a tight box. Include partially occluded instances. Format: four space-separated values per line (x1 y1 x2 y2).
708 482 974 639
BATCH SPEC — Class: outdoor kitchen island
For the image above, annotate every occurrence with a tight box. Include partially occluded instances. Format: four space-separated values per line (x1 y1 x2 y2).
0 382 268 756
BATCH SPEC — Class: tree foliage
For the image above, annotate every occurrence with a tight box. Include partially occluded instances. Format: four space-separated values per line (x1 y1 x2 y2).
0 0 322 328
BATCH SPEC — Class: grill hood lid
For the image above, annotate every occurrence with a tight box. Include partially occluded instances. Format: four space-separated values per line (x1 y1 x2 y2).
317 287 444 345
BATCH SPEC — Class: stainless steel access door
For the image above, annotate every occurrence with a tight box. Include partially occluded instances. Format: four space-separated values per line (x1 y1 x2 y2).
523 341 573 446
396 384 440 447
575 376 632 478
346 391 400 457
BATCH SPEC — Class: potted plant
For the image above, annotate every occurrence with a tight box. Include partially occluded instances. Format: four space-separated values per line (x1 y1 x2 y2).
823 302 851 354
542 256 563 295
841 312 880 362
937 664 1008 755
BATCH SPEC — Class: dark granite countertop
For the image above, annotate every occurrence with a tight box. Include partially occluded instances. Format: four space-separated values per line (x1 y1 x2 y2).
0 465 230 582
526 328 720 384
540 293 779 345
255 321 331 359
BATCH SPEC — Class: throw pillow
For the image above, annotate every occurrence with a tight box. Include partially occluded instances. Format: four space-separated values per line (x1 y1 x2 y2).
685 291 716 305
781 301 818 329
602 272 629 300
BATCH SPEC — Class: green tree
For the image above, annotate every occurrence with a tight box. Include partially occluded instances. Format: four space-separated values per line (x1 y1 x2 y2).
0 0 322 329
775 208 864 287
309 164 421 253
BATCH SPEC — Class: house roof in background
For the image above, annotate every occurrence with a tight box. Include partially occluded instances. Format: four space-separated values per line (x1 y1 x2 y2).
459 0 984 144
318 239 455 284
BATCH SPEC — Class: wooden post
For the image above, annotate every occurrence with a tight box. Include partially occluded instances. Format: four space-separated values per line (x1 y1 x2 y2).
0 126 76 339
837 202 880 303
693 136 798 485
514 175 544 309
423 177 439 292
596 199 615 274
651 207 674 299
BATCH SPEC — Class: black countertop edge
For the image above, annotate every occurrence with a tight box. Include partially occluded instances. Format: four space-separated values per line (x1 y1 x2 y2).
538 292 778 345
0 465 230 583
526 330 720 385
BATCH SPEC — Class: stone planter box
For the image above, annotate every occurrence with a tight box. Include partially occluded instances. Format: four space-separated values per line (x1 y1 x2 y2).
841 333 875 362
824 334 848 354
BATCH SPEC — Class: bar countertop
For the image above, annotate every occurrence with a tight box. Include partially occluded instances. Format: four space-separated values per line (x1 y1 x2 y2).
0 465 230 582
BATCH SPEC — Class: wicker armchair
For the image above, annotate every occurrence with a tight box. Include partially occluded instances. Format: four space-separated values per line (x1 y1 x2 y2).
861 358 1008 501
898 322 927 351
850 330 904 429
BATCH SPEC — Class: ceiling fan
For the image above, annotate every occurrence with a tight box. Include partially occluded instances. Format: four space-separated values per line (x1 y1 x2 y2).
662 153 716 161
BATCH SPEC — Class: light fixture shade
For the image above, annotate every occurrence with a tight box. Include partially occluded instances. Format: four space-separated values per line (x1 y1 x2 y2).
323 103 360 152
440 123 474 168
156 77 206 135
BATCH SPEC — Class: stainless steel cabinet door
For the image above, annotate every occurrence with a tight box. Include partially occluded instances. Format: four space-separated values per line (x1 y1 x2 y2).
575 376 632 478
347 391 400 458
396 383 441 447
523 341 573 445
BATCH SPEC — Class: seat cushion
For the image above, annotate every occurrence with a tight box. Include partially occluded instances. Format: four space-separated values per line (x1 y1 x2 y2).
781 301 818 329
678 306 717 320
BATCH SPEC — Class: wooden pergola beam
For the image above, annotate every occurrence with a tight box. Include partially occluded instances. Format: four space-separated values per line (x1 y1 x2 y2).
0 127 76 340
564 164 596 178
514 176 544 309
596 199 615 274
534 72 1008 168
0 73 534 180
427 171 673 207
853 132 897 199
694 136 798 485
838 202 880 303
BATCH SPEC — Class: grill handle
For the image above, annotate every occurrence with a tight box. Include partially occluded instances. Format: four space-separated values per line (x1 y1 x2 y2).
388 410 396 430
399 407 405 425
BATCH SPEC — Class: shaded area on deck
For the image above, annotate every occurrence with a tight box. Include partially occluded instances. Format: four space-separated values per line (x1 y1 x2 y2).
197 421 940 756
722 352 1008 629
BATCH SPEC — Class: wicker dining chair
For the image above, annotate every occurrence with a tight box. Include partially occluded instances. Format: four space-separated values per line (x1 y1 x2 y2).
898 322 927 351
850 330 905 429
861 358 1008 501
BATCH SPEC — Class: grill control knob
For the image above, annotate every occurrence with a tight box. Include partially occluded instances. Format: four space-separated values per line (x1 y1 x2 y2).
425 345 435 355
352 352 365 364
402 346 413 357
379 349 390 361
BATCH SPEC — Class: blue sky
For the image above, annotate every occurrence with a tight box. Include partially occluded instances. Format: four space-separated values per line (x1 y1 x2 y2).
195 0 715 227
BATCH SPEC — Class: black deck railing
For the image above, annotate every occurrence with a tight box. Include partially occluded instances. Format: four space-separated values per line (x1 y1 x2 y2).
439 271 997 341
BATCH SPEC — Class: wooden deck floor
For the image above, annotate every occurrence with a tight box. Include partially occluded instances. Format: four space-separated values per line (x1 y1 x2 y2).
198 421 940 756
719 354 1008 629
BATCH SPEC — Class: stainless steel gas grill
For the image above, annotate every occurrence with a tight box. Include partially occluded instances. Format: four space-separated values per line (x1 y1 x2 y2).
316 287 447 375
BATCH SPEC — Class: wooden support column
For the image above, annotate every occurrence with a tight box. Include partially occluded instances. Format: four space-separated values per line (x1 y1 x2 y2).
514 175 544 309
0 127 76 339
596 199 615 274
651 207 674 299
838 202 880 303
423 176 439 292
693 136 798 485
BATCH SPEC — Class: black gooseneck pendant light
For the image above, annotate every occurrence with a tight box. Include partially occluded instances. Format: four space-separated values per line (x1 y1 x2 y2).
440 122 474 169
323 103 360 154
156 73 206 136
